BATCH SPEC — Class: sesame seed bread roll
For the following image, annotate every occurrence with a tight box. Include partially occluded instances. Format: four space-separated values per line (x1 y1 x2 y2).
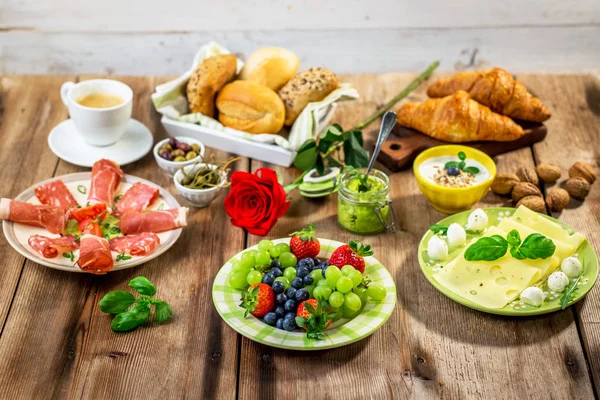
186 54 237 117
216 80 285 134
240 47 300 91
278 68 339 126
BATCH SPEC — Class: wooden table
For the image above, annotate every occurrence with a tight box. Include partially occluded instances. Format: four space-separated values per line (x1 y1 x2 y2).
0 73 599 399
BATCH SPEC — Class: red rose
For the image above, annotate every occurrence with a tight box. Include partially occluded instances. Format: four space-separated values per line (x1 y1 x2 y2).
224 168 290 236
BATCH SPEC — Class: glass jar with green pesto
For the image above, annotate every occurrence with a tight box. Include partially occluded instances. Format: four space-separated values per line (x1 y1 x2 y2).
337 168 396 234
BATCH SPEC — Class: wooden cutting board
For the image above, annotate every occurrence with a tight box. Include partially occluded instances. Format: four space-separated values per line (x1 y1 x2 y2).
377 121 547 171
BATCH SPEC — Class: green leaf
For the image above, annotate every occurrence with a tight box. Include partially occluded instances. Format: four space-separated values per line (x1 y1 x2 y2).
295 316 306 327
304 302 317 315
315 155 325 175
506 229 521 248
326 156 343 168
458 151 466 160
293 140 318 171
343 130 369 168
510 246 526 260
116 252 132 262
317 124 344 153
157 203 165 211
99 290 136 314
100 213 121 240
128 276 157 297
444 161 460 169
153 300 173 324
63 219 80 236
458 161 466 170
113 194 123 203
77 184 87 194
560 272 583 310
518 233 556 260
463 166 480 175
428 224 448 234
464 235 508 261
111 304 150 332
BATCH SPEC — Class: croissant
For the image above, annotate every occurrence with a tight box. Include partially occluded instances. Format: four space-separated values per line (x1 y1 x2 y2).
427 68 551 122
396 91 524 143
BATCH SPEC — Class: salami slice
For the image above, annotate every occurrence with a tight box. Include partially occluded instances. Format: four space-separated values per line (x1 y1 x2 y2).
88 159 124 205
28 234 80 258
76 234 114 274
114 182 159 216
0 198 68 234
119 208 188 235
34 180 78 208
110 233 160 256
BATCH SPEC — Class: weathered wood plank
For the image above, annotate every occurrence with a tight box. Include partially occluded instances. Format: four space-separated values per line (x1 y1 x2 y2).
237 73 595 399
2 26 600 76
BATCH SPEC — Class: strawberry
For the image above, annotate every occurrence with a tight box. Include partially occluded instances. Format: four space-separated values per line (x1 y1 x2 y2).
328 240 374 273
295 299 335 339
289 223 320 259
240 283 275 318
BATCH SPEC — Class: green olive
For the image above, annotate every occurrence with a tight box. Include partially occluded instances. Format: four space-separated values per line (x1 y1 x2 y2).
185 151 198 160
173 156 186 162
171 149 185 158
190 143 201 153
160 143 173 152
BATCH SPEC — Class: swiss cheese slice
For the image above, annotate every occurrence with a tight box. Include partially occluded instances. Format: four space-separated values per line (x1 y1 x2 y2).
433 227 541 309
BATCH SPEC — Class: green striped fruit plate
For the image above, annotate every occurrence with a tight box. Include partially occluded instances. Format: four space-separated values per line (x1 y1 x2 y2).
212 238 396 350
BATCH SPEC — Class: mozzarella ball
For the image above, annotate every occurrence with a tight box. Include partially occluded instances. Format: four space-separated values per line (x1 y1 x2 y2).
447 223 467 247
427 235 448 260
520 287 545 307
548 271 570 292
561 257 582 278
466 208 488 232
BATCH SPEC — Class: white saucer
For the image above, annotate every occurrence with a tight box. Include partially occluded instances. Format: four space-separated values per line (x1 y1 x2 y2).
48 119 154 168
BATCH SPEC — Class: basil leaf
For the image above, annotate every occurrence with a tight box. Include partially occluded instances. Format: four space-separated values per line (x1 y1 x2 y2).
463 166 480 175
293 139 318 171
428 224 448 234
111 304 150 332
519 233 556 259
129 276 157 297
506 229 521 247
343 130 369 168
458 161 466 170
154 301 173 324
464 235 508 261
444 161 460 169
510 246 526 260
98 290 136 314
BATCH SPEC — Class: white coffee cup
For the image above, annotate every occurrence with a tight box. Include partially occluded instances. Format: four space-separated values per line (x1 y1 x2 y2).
60 79 133 147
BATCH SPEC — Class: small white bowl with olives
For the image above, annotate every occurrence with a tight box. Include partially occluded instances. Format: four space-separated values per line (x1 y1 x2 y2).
153 136 205 176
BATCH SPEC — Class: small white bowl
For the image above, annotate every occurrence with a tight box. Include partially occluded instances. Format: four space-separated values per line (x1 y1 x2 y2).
153 136 206 176
174 163 227 208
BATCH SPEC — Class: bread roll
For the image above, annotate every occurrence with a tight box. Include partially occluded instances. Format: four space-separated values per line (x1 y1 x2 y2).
278 67 338 126
240 47 300 91
186 54 237 117
216 81 285 134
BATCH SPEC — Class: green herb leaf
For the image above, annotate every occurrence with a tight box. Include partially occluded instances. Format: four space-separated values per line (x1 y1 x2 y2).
62 251 75 261
444 161 460 169
98 290 136 314
111 304 151 332
518 233 556 260
116 252 132 262
157 203 165 211
113 194 123 203
507 229 521 247
77 185 87 194
293 140 319 171
510 246 526 260
560 273 583 310
63 219 80 236
458 161 466 170
428 224 448 234
153 300 173 324
129 276 157 296
99 213 121 240
458 151 466 161
343 130 369 168
464 235 508 261
463 166 480 175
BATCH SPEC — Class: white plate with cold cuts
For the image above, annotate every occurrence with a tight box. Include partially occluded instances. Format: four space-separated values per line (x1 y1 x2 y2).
48 119 154 168
2 172 182 272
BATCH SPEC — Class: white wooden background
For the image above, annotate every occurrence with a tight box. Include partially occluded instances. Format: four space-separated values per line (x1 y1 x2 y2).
1 0 599 75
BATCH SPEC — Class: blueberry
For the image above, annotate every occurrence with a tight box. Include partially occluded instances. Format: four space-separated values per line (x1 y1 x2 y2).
284 299 297 312
274 305 286 318
262 273 275 285
295 288 309 302
313 258 321 266
299 258 315 270
284 312 296 321
271 260 282 270
303 275 314 285
447 166 460 176
291 277 304 289
276 293 288 305
275 318 284 329
264 312 277 326
296 266 309 278
270 267 283 278
272 281 285 294
319 260 329 268
282 317 297 331
285 287 297 299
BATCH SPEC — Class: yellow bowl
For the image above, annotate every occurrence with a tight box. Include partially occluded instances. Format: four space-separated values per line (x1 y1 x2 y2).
413 145 496 214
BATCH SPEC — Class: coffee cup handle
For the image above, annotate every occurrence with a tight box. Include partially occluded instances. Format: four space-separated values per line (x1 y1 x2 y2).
60 81 75 107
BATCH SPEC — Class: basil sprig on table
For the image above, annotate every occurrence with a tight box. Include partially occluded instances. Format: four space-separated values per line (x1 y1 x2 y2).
465 229 556 261
98 277 172 332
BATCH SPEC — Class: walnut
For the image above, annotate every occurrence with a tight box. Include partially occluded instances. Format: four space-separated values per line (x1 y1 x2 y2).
564 177 591 200
536 163 562 183
512 182 542 203
491 173 520 195
516 166 539 186
568 161 597 184
517 196 546 213
546 188 570 212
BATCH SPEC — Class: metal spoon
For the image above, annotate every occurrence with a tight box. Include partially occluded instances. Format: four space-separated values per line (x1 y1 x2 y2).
358 110 397 191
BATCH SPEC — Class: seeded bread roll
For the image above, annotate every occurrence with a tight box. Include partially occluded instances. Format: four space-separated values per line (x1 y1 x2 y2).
278 67 338 126
216 80 285 134
186 54 237 117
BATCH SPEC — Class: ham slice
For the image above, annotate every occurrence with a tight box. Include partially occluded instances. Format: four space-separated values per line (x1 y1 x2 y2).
88 159 124 205
0 198 68 234
28 234 80 258
110 233 160 256
120 208 188 235
34 180 78 208
114 182 159 216
76 234 114 274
